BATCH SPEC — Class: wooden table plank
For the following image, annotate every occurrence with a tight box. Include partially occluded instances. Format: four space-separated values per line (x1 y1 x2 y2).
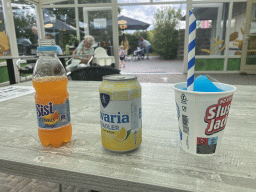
0 81 255 192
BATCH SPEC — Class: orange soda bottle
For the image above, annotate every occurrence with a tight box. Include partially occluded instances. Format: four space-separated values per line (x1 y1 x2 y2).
32 39 72 147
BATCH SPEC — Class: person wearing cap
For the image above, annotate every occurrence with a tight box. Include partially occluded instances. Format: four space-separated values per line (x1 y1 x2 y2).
45 33 63 55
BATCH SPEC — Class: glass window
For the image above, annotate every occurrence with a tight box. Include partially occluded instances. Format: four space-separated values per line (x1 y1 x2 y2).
228 2 247 56
227 58 241 71
0 0 10 57
11 1 38 56
0 1 4 32
81 7 114 55
195 58 224 71
48 0 74 5
43 8 76 55
79 0 111 4
192 3 229 56
118 0 149 3
0 0 11 84
153 0 185 2
117 4 185 60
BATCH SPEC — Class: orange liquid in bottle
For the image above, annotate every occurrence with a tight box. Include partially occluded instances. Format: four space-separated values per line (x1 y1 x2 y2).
32 76 72 147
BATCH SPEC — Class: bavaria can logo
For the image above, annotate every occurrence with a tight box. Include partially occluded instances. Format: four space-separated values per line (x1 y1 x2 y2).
204 95 233 135
100 93 110 108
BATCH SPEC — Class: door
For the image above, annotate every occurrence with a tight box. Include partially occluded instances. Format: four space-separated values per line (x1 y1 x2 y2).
241 0 256 74
83 7 113 56
192 3 224 56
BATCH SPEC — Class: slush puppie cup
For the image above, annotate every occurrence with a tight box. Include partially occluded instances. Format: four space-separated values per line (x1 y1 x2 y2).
173 81 236 156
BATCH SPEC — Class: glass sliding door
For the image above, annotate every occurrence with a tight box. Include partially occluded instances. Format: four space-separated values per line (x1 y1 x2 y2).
241 0 256 74
83 7 113 56
193 3 229 71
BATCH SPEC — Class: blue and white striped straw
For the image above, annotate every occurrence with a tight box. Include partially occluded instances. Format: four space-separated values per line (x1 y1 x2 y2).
187 11 196 91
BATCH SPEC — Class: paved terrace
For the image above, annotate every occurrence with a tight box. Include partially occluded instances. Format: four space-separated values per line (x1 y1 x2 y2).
0 56 256 192
120 56 256 85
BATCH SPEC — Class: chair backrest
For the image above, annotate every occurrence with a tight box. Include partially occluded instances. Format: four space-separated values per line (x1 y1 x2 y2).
94 47 108 57
15 59 27 70
70 59 81 68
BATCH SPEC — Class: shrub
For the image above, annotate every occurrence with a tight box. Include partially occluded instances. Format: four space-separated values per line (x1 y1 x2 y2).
152 7 182 60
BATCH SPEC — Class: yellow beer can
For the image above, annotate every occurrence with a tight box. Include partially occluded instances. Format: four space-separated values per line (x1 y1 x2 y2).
99 75 142 152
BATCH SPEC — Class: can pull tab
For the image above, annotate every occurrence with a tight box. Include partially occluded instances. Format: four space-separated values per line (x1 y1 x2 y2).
113 76 126 79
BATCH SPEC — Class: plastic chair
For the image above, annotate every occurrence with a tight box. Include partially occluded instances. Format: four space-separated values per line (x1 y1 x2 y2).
16 59 35 82
92 47 115 66
66 56 94 76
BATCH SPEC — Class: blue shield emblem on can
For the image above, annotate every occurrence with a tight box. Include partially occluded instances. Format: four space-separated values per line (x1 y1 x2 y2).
100 93 110 108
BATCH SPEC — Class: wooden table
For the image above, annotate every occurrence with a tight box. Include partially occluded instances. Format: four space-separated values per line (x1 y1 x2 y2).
0 81 255 192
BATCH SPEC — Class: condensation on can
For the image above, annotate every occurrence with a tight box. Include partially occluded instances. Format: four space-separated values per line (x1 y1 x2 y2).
99 74 142 152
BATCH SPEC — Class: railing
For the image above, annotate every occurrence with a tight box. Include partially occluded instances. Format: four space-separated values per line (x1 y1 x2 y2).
0 61 7 67
0 54 95 86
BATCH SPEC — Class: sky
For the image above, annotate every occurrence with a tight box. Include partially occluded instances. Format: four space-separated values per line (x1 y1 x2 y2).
119 4 187 32
6 2 187 33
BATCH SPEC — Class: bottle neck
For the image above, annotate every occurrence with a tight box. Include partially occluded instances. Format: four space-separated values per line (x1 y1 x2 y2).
38 51 58 58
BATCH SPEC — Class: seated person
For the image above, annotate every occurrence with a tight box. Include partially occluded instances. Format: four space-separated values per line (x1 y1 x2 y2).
73 35 94 64
45 33 63 55
66 35 95 72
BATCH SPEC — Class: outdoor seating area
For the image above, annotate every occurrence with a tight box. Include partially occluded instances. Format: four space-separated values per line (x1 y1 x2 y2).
1 1 255 87
4 54 119 84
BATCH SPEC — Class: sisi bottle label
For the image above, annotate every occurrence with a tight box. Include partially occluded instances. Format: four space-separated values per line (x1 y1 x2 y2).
36 99 71 129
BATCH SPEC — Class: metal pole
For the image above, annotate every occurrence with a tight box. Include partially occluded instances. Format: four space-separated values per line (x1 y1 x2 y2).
83 8 89 36
2 0 19 83
57 184 62 192
75 0 80 41
112 0 119 69
223 2 234 72
35 3 45 39
6 59 16 85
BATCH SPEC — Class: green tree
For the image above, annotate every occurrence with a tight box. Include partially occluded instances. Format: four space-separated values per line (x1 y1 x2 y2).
6 1 37 40
13 12 36 40
119 33 138 53
152 6 182 59
133 30 148 40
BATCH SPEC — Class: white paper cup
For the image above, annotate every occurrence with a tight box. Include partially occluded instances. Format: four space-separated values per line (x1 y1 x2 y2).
173 82 236 156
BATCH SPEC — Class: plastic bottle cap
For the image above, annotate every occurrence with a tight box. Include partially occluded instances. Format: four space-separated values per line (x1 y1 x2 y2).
37 46 57 52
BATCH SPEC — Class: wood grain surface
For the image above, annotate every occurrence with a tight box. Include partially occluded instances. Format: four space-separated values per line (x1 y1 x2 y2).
0 81 255 192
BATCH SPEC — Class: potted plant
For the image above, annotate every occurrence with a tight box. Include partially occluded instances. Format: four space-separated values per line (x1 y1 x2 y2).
68 34 79 47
